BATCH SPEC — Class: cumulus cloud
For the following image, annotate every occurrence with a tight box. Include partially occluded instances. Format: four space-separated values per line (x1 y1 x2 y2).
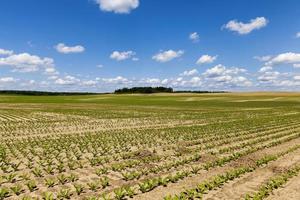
110 51 136 61
202 64 251 87
223 17 268 35
152 50 184 62
180 69 198 76
203 64 227 78
44 67 59 76
0 48 13 56
0 53 54 72
55 43 85 54
143 78 161 85
293 64 300 68
81 80 97 86
259 66 273 73
189 77 202 86
0 77 16 83
296 32 300 38
256 66 300 88
196 55 217 65
294 76 300 81
95 0 139 14
258 71 280 82
55 75 80 85
264 52 300 66
254 55 272 62
101 76 129 84
189 32 199 43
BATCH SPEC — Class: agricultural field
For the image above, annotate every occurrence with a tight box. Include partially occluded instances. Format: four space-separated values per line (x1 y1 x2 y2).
0 92 300 200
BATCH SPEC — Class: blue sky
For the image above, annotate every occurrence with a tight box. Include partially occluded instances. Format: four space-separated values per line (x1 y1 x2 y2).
0 0 300 92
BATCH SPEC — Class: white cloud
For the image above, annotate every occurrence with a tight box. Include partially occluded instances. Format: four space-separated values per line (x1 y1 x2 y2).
48 75 59 80
180 69 198 76
55 75 80 85
95 0 139 14
196 55 217 65
223 17 268 35
55 43 85 54
0 48 13 56
294 76 300 81
152 50 184 62
44 67 59 75
81 80 97 86
203 64 226 78
276 80 300 87
225 67 247 74
0 53 54 72
259 66 273 73
254 55 272 62
110 51 136 61
296 32 300 38
265 52 300 66
0 77 16 83
189 77 202 86
143 78 161 85
29 80 35 84
293 64 300 68
258 71 280 82
202 64 251 87
101 76 129 84
189 32 199 43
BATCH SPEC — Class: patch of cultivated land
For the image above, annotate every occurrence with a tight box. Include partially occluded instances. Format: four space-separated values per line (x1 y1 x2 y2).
0 93 300 200
203 148 300 200
265 174 300 200
132 138 300 200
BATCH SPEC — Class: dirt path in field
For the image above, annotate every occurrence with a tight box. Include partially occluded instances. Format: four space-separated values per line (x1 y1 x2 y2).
203 148 300 200
132 137 300 200
265 174 300 200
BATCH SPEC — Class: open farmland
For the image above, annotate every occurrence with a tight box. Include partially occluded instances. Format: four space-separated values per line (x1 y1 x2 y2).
0 93 300 200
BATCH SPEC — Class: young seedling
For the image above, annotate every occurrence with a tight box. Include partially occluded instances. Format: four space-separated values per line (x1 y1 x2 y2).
123 186 135 198
57 188 72 199
32 167 43 177
44 165 55 175
57 174 68 185
95 167 108 176
87 180 99 192
68 173 78 182
57 163 65 173
26 180 37 192
20 173 31 181
4 173 17 183
0 187 10 199
114 187 126 200
10 184 23 196
44 178 56 188
100 176 110 189
42 192 54 200
73 184 84 195
10 161 22 171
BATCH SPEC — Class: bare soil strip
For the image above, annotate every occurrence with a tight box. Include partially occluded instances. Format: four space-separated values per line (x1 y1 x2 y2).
265 174 300 200
131 137 300 200
203 148 300 200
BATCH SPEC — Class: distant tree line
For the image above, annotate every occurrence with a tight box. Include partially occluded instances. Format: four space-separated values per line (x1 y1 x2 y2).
114 87 228 94
114 87 173 94
0 90 101 96
0 88 228 95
